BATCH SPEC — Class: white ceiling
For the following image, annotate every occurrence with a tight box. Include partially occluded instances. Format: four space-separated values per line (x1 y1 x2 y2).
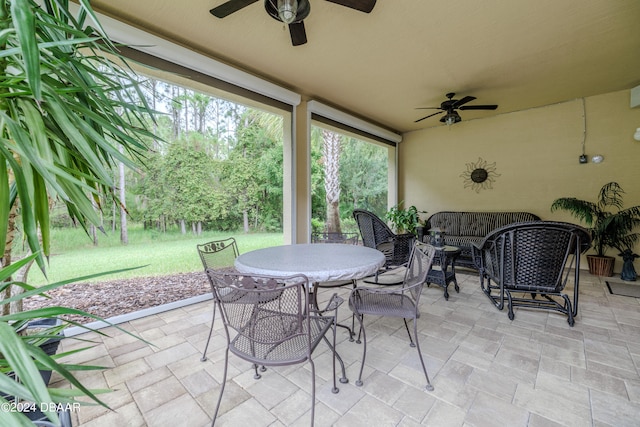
91 0 640 134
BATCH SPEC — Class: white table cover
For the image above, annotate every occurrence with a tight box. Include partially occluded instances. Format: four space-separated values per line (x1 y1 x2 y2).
235 244 386 283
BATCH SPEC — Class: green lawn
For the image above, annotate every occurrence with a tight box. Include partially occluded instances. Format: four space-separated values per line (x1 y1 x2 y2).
24 227 283 286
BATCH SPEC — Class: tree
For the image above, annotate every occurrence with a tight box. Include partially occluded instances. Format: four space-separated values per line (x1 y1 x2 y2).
322 130 342 233
310 129 388 229
162 135 217 233
340 138 388 213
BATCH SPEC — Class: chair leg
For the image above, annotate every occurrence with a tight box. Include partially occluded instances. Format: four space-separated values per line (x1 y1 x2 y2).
211 348 230 427
563 294 575 326
506 290 515 321
253 364 262 379
354 313 367 386
480 275 504 310
412 317 434 392
403 318 416 348
354 308 364 344
201 304 216 362
309 358 317 427
331 313 340 392
314 281 355 341
350 280 357 342
321 334 347 385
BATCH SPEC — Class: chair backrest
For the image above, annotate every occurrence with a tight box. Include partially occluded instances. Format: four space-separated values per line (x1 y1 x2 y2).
353 209 395 249
403 242 437 301
311 231 359 245
205 271 311 364
197 237 239 272
477 221 591 292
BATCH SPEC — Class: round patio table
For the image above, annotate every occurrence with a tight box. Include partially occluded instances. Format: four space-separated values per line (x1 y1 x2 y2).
234 243 385 284
234 243 385 388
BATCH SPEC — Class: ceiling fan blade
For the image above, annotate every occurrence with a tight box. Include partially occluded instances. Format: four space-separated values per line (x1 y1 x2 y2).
289 21 307 46
210 0 259 18
325 0 376 13
415 107 442 110
459 104 499 110
451 96 476 108
414 111 444 123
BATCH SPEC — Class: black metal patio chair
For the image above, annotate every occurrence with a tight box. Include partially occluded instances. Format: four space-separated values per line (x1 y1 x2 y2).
472 221 591 326
311 231 359 245
205 270 342 427
349 241 437 391
196 237 239 361
353 209 415 283
310 231 361 340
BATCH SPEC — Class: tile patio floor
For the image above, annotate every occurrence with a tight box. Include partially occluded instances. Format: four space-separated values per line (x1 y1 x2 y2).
52 271 640 427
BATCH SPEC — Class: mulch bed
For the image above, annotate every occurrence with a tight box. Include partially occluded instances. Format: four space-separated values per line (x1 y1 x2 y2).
22 271 211 324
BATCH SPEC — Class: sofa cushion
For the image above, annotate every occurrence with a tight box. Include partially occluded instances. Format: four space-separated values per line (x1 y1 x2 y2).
428 212 460 235
461 212 497 237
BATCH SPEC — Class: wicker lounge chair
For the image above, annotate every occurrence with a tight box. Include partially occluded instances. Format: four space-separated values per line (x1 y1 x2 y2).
353 209 415 283
196 237 239 361
349 241 437 391
205 271 342 427
472 221 591 326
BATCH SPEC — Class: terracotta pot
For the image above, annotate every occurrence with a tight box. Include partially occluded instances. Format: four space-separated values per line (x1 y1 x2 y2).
587 255 615 277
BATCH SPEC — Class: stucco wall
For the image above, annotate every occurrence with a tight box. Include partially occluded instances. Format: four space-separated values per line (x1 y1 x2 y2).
399 89 640 272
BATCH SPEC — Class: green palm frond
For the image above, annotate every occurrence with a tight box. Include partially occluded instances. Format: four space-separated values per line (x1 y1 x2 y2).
551 182 640 256
0 1 159 425
0 0 159 271
0 254 151 424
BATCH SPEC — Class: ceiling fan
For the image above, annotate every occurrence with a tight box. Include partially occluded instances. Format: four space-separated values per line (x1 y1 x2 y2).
415 92 498 125
210 0 377 46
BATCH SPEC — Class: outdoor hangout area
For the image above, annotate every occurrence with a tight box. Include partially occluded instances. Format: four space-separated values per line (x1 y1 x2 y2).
50 213 639 426
54 265 639 426
2 1 640 427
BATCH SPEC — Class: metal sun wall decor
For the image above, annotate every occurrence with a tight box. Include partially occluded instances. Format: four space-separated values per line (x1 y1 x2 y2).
460 157 500 193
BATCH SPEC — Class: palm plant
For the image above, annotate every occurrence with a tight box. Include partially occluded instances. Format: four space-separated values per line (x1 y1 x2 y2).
0 0 155 271
0 0 156 424
0 255 145 426
551 182 640 257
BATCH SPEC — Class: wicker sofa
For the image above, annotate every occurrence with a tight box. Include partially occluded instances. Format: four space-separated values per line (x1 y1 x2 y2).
420 211 540 269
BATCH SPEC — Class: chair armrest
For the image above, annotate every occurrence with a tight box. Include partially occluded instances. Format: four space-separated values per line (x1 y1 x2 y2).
324 293 344 311
311 293 344 316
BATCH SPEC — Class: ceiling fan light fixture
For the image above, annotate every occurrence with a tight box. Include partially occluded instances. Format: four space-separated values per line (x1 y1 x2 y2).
443 112 461 126
277 0 298 24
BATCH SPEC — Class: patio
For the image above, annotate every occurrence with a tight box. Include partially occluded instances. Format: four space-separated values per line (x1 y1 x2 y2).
53 270 640 426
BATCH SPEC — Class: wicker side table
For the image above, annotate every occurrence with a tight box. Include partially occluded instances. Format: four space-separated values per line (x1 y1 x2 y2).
425 245 461 300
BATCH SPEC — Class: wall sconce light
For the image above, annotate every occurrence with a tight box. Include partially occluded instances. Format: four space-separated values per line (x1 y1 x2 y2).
591 155 604 164
634 128 640 141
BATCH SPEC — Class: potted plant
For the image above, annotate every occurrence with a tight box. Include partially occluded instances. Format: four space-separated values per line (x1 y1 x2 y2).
0 255 146 426
385 202 423 236
551 182 640 276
